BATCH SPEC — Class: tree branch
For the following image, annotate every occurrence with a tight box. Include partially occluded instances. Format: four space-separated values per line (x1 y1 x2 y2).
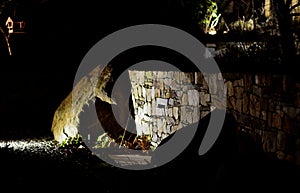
0 26 12 56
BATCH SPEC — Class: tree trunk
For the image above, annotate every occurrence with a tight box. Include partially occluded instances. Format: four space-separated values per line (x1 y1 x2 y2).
273 0 296 64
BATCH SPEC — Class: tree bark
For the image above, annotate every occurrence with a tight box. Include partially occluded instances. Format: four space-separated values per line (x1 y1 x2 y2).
273 0 296 64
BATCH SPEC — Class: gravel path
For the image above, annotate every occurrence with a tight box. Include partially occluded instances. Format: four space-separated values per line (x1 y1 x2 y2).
0 136 116 189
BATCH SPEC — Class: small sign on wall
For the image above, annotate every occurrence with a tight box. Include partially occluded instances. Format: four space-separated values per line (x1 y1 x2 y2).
156 98 168 108
156 98 168 116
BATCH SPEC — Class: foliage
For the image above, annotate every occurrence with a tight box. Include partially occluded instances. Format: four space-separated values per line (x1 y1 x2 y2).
194 0 220 33
229 17 255 33
214 35 282 69
59 134 84 148
94 132 115 149
131 135 151 150
94 132 151 150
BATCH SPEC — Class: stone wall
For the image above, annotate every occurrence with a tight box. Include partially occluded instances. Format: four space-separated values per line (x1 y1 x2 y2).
128 70 217 148
52 66 300 166
224 73 300 166
129 71 300 166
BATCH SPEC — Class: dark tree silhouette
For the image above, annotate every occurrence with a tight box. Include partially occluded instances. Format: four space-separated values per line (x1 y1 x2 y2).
272 0 299 64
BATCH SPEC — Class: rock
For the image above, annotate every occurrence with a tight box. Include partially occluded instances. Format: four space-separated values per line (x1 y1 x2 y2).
51 65 115 143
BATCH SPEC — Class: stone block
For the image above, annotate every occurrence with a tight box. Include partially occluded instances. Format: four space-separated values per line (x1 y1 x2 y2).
283 106 297 119
277 131 287 151
225 81 234 97
249 94 260 118
230 96 236 110
168 98 174 106
186 111 193 124
262 131 277 152
188 90 199 106
192 107 200 123
167 108 173 117
252 85 262 97
180 73 189 83
208 73 218 95
155 108 165 116
243 92 249 114
236 99 243 113
234 86 244 99
272 112 282 129
173 107 179 120
200 93 211 106
282 115 295 133
182 93 188 105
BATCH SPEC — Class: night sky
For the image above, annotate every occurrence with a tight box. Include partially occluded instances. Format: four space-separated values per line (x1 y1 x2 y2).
0 0 196 137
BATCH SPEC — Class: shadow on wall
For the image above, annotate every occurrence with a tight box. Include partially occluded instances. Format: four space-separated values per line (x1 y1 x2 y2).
153 109 300 192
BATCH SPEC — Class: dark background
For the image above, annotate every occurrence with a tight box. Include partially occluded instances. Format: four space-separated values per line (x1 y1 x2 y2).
0 0 199 138
1 0 297 137
1 1 300 191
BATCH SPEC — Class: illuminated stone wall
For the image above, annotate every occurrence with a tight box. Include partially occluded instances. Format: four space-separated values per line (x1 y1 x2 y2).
128 71 218 148
129 71 300 166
